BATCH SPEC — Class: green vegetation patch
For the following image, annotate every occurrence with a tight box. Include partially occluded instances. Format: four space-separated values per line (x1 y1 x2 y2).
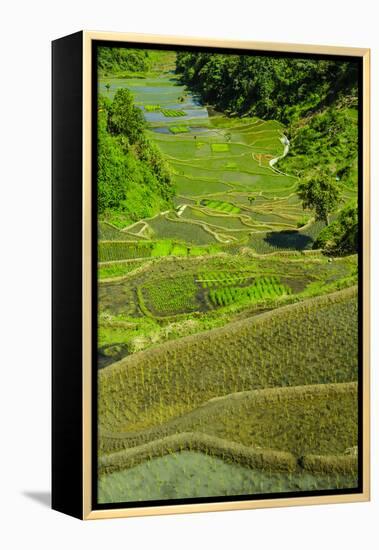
99 238 224 262
138 275 200 316
144 104 161 112
169 125 189 134
99 260 147 280
97 253 356 361
161 108 186 117
99 287 358 432
181 208 249 232
208 276 291 307
97 90 174 223
98 221 137 241
99 241 154 262
197 270 254 289
148 215 217 244
98 47 154 76
100 382 357 463
174 175 230 196
211 143 230 152
201 199 240 214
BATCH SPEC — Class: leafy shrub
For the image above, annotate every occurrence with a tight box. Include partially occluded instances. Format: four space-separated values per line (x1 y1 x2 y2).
314 203 358 254
98 47 152 75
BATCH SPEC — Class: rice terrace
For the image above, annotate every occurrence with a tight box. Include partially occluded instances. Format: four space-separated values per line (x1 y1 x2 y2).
96 45 360 504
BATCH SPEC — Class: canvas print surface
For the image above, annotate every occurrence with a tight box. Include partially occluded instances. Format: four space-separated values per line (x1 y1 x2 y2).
96 46 360 505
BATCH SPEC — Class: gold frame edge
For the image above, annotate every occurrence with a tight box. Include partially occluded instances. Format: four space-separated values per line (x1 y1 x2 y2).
83 30 93 520
81 31 370 520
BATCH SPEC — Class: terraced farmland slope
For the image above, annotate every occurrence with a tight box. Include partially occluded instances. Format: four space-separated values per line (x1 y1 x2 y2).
98 65 355 258
99 287 358 432
97 49 359 503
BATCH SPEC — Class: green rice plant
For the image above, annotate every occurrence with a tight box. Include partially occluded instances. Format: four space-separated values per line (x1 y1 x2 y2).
201 199 240 214
148 215 217 244
144 104 161 112
211 143 230 152
99 239 221 262
169 125 189 134
98 241 154 262
99 260 146 280
100 382 358 473
98 221 135 241
207 276 291 307
161 108 186 117
150 240 173 257
99 287 358 433
139 275 199 316
197 270 253 289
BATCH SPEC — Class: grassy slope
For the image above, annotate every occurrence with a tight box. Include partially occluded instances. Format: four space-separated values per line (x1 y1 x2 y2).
99 287 358 433
278 104 358 193
97 252 357 362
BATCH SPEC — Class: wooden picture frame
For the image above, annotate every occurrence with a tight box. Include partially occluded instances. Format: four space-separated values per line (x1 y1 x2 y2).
52 31 370 520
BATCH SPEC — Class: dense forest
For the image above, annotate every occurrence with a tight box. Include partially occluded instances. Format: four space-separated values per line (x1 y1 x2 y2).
98 90 173 226
175 53 358 123
98 47 153 76
176 52 359 253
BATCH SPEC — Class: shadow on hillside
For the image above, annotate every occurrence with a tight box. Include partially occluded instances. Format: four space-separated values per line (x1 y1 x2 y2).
264 230 313 251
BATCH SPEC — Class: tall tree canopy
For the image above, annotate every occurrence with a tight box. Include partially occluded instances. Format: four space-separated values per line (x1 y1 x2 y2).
98 47 152 75
97 91 173 223
107 88 146 143
176 52 358 123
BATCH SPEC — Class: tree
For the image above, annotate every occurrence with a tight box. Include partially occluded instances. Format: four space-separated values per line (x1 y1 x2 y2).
297 172 341 225
98 47 151 75
337 203 358 251
107 88 146 144
313 203 358 254
176 53 358 124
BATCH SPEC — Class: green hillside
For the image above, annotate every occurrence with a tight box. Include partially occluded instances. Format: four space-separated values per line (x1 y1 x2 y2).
99 287 358 433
